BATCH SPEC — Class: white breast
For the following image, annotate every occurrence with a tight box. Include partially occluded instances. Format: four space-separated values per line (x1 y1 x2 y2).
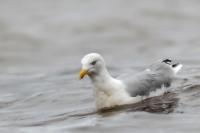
93 78 134 109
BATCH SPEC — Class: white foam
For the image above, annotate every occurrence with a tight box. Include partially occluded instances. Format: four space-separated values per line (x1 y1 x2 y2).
135 85 169 101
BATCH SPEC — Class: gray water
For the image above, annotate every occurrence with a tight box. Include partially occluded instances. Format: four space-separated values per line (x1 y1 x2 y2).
0 0 200 132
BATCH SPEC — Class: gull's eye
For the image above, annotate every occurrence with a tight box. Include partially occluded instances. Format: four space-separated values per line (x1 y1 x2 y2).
91 60 97 65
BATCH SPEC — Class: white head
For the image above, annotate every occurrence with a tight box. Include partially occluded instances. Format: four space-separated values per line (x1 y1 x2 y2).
79 53 106 79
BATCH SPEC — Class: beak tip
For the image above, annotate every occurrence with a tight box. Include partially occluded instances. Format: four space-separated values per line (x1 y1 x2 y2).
79 69 87 80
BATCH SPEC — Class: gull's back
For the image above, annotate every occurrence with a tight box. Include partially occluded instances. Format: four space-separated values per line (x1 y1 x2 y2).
118 59 182 97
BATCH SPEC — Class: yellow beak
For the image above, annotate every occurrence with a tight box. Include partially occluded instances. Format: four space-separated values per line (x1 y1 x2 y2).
79 69 88 79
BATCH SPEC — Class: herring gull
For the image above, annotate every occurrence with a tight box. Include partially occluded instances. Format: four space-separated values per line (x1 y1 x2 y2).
79 53 182 110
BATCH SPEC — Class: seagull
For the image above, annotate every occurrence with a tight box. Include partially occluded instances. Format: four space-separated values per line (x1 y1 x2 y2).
79 53 182 110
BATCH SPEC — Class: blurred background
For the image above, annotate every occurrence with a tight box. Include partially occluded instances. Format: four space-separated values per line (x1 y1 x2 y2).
0 0 200 133
1 0 200 73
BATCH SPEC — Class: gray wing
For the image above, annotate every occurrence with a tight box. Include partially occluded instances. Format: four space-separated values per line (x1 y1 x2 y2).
118 61 176 97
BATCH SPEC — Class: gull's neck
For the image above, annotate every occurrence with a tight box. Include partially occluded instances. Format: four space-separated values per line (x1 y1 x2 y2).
90 67 116 90
89 67 132 109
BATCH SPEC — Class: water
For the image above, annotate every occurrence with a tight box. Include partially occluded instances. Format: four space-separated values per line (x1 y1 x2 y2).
0 0 200 132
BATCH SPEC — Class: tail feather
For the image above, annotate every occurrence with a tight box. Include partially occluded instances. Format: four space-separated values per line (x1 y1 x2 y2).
162 58 182 74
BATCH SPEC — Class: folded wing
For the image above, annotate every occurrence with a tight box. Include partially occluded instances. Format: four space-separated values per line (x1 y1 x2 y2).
118 59 182 97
